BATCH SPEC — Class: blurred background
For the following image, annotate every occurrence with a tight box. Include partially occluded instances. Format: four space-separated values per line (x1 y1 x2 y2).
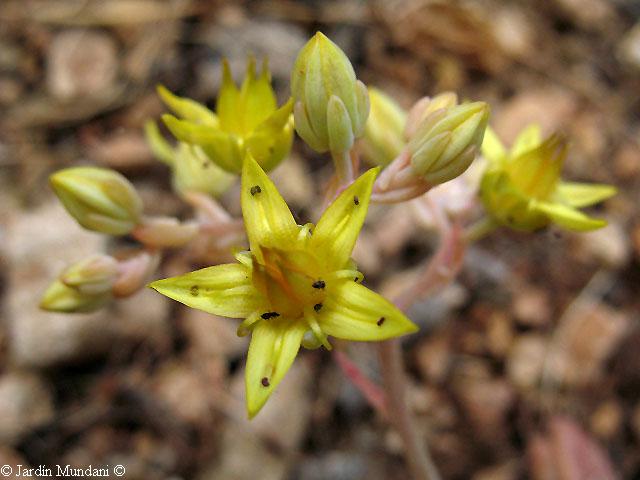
0 0 639 479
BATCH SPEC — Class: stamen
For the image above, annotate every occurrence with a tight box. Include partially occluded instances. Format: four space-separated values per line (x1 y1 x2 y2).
305 311 332 350
261 311 280 320
312 280 326 289
250 185 262 196
328 269 364 283
236 311 261 337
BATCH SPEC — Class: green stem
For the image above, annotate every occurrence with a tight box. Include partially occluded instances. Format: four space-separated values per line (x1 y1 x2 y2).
463 216 499 243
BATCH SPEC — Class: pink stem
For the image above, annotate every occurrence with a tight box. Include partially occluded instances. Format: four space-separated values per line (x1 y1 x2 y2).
333 350 388 418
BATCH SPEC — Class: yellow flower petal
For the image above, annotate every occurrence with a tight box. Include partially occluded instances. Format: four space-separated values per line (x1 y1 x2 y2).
144 120 175 166
156 85 219 126
318 280 418 341
245 318 306 418
217 59 242 134
245 98 294 172
556 182 617 208
239 57 277 134
480 126 506 164
510 123 541 158
534 200 607 231
149 264 262 318
241 154 299 260
161 114 243 173
310 168 379 271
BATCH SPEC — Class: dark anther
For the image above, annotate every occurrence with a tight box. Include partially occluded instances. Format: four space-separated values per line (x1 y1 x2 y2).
190 285 199 296
353 195 360 205
261 311 280 320
313 303 323 312
250 185 262 196
354 277 359 282
261 377 270 387
312 280 326 289
377 317 385 326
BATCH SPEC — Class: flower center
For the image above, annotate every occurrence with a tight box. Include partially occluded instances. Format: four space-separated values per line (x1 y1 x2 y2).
251 247 324 319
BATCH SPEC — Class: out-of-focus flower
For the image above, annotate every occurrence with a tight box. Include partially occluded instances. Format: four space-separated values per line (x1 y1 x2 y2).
50 167 143 235
150 155 417 418
406 93 489 186
40 255 118 313
160 58 293 173
145 120 235 197
291 32 369 154
361 87 407 166
480 125 617 231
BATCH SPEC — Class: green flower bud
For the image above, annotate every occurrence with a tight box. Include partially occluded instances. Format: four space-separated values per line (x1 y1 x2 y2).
407 98 489 185
40 279 112 313
291 32 370 153
50 167 143 235
361 88 407 166
144 121 235 197
59 254 119 296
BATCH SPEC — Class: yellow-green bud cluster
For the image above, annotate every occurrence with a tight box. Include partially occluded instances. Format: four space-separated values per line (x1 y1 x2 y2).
407 93 490 186
291 32 369 154
40 255 118 313
50 167 143 235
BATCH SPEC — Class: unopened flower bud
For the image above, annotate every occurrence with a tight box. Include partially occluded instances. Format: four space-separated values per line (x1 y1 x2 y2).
291 32 369 153
59 254 119 295
50 167 143 235
407 99 489 185
361 88 407 166
40 280 111 313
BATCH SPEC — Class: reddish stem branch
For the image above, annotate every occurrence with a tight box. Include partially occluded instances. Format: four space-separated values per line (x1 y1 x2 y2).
333 350 388 418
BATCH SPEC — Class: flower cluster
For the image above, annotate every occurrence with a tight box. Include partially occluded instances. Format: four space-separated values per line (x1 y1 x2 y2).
42 31 616 419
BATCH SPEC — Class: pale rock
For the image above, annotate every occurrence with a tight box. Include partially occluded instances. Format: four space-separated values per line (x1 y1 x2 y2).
415 333 451 383
472 460 520 480
152 360 213 425
618 23 640 69
512 286 551 327
573 221 631 269
486 311 514 358
0 372 54 444
493 88 577 146
112 288 170 346
196 362 311 480
545 303 630 387
5 201 113 367
47 29 118 100
590 400 623 440
182 309 247 359
507 334 547 389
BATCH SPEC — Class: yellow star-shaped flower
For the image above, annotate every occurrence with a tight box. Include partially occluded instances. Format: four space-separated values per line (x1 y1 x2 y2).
158 58 294 174
480 125 616 232
149 156 418 417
